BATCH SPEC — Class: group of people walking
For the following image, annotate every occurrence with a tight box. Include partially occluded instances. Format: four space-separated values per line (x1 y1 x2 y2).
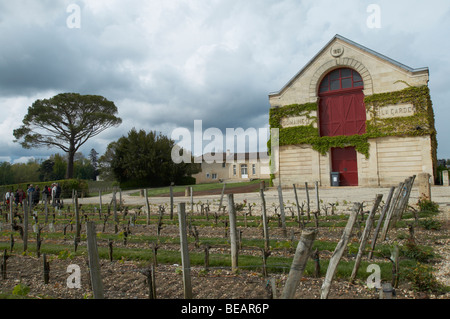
4 183 62 208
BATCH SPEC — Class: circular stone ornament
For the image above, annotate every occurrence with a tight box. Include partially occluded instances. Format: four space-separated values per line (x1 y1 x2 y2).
330 44 344 57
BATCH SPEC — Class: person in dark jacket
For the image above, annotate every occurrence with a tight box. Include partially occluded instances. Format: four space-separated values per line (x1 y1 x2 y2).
33 186 40 205
42 185 51 204
15 189 25 206
53 183 62 208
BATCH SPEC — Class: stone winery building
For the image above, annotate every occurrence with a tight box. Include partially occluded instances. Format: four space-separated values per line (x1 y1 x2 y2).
269 35 437 187
192 152 271 184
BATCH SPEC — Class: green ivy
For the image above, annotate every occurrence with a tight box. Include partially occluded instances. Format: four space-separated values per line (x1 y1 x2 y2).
268 85 436 162
269 102 318 129
365 86 436 138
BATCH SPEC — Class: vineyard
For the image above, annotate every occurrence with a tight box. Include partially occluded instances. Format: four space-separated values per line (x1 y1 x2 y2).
0 179 449 300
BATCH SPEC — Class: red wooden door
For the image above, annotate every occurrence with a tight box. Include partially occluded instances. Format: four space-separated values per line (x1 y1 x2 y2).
318 68 365 187
331 147 358 186
319 91 366 137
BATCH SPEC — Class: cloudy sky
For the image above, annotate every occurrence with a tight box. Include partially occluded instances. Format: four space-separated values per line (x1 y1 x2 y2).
1 0 449 164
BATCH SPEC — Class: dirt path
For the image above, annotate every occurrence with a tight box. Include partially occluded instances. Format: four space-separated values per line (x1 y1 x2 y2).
159 183 261 197
79 185 450 212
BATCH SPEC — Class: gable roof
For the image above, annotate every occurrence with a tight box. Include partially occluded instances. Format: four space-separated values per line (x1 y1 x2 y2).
269 34 429 97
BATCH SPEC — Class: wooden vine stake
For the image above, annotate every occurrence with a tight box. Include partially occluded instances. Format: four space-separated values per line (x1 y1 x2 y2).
190 187 194 213
36 226 43 258
315 181 320 214
277 185 287 237
293 184 302 227
390 244 400 288
368 187 394 259
108 240 113 262
9 199 13 231
99 189 102 217
312 249 320 278
259 186 270 252
227 194 239 272
350 194 383 283
204 245 210 271
43 253 50 284
219 182 226 213
1 249 8 280
86 221 105 299
9 234 14 253
177 203 193 299
392 175 415 224
145 189 151 225
380 182 404 241
44 193 49 224
23 195 29 252
320 203 360 299
170 183 174 220
281 229 318 299
305 182 311 220
74 191 81 250
142 265 157 299
113 189 118 233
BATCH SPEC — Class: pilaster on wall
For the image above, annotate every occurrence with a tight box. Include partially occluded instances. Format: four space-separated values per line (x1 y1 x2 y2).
319 151 331 187
311 149 321 186
358 139 380 186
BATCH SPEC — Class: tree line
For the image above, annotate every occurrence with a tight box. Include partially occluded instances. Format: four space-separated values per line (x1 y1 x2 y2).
1 131 198 189
0 150 99 186
7 93 199 189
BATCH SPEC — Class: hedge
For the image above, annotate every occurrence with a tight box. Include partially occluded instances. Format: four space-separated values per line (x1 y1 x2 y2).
0 179 89 199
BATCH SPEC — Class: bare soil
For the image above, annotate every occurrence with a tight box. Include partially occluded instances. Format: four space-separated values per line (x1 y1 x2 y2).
1 215 448 300
1 185 449 300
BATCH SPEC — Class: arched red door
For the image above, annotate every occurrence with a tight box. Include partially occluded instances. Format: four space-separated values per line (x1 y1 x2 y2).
318 68 365 186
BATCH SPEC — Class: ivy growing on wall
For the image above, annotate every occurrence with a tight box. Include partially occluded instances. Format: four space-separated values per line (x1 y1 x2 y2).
269 85 436 161
365 85 435 138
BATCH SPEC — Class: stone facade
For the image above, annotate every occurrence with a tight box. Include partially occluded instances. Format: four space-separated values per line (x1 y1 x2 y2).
193 152 270 184
269 35 436 187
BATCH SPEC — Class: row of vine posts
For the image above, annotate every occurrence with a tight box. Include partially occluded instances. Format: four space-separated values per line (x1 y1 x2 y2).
1 174 419 299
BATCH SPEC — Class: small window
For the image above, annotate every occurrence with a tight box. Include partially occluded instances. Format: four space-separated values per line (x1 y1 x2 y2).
341 78 352 89
241 164 248 176
329 70 340 80
212 173 217 179
341 68 352 77
319 80 329 93
222 162 226 168
354 80 364 87
206 173 210 178
330 80 340 91
252 164 256 175
353 73 362 82
319 68 364 94
233 165 236 176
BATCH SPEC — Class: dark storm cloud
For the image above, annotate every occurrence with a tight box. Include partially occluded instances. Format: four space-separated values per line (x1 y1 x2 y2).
0 1 149 98
1 0 450 161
